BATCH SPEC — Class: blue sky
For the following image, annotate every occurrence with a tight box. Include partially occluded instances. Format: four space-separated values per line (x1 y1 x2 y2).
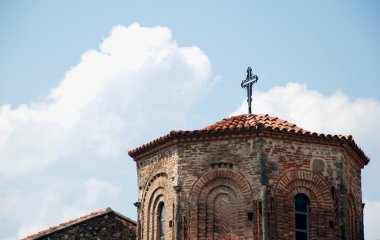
1 1 379 239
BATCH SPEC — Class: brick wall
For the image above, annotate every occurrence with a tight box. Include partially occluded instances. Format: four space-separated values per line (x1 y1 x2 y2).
136 145 179 239
261 137 341 239
178 138 260 239
134 132 365 240
342 150 364 240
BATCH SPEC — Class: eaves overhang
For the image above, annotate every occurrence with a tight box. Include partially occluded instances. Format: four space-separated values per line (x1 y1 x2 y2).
128 114 369 165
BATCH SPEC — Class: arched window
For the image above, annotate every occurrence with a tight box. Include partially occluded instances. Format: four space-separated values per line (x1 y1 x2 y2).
158 203 165 240
295 194 309 240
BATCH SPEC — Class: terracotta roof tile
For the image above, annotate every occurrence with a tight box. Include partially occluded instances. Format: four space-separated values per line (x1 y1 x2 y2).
128 114 369 164
202 114 305 133
21 208 136 240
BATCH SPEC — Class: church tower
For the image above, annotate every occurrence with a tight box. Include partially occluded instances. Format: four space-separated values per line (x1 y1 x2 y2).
128 113 369 240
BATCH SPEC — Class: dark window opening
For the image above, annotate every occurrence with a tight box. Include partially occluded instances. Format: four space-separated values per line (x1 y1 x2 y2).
295 194 309 240
329 221 334 229
159 203 165 240
247 211 254 221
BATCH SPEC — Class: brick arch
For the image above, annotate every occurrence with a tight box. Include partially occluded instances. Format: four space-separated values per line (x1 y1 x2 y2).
141 172 173 240
141 171 168 204
274 169 335 239
346 192 359 240
275 170 333 207
190 168 253 205
188 168 254 239
150 191 165 240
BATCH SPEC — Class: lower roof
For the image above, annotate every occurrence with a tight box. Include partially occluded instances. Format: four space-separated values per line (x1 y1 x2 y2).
21 207 136 240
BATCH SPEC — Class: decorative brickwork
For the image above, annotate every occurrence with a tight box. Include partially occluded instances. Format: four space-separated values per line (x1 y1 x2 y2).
188 168 254 239
273 170 335 239
140 172 175 240
129 114 369 240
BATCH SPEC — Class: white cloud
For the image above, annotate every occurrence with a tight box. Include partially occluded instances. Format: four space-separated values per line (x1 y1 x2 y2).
233 82 380 152
0 23 211 181
0 23 212 239
364 200 380 240
79 178 121 206
234 82 380 239
0 177 120 239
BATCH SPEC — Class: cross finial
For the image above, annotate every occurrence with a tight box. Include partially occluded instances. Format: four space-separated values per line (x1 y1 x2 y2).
241 66 258 114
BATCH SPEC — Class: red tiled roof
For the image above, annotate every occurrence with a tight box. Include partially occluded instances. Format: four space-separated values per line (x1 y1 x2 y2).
21 208 136 240
202 114 305 132
128 114 369 164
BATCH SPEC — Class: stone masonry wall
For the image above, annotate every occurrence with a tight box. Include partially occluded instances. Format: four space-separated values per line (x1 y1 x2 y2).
176 135 361 240
342 151 364 240
177 137 263 239
34 213 136 240
262 137 342 240
136 145 180 240
135 133 365 240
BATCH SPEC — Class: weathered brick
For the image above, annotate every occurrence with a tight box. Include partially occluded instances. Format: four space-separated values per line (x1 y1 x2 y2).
130 114 368 240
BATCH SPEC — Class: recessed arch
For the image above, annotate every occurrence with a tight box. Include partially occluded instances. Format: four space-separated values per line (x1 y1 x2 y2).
141 171 168 205
346 192 358 240
140 172 173 240
274 170 334 239
188 168 254 239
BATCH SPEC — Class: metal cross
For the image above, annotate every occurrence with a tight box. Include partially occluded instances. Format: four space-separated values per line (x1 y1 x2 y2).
241 66 259 114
